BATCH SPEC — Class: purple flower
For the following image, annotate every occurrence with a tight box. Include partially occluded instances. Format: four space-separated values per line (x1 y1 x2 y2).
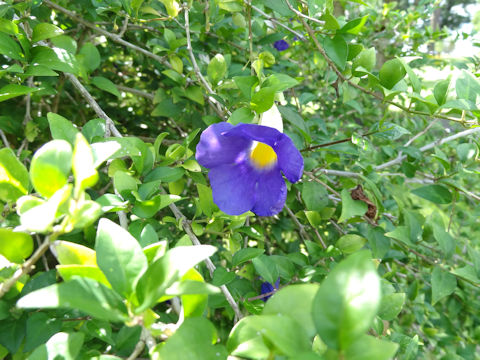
260 278 280 302
273 40 289 51
195 122 303 216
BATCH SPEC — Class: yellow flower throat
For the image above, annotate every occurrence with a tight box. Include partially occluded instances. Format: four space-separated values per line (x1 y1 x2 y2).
250 142 277 169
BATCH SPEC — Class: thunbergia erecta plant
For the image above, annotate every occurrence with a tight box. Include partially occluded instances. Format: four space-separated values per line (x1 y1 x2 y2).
196 105 303 216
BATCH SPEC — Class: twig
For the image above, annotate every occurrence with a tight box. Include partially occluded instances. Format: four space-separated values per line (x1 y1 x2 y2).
246 1 306 41
183 5 226 119
404 119 439 147
117 85 155 101
0 236 52 298
285 206 310 242
118 13 129 37
126 336 145 360
375 126 480 170
0 130 10 148
301 130 378 152
161 188 243 321
36 234 50 271
64 73 122 138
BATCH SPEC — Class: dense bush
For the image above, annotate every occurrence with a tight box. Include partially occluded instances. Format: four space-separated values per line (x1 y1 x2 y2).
0 0 480 359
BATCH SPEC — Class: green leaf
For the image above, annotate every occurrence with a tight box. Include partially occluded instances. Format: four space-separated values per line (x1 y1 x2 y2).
251 87 275 113
57 265 110 287
47 112 79 146
336 234 367 254
353 47 376 74
434 79 450 106
252 254 278 284
398 57 421 93
207 53 227 85
152 318 227 359
52 240 96 266
30 140 72 198
379 59 406 90
312 251 381 350
0 19 18 35
50 35 77 54
0 229 33 263
344 335 398 360
72 133 98 192
184 86 204 105
31 46 78 74
212 267 236 286
228 315 311 358
78 43 101 72
32 23 64 43
132 194 181 218
431 267 456 305
82 118 106 142
263 73 299 92
263 284 320 338
228 107 255 125
0 147 29 202
232 248 264 267
158 0 180 17
0 84 37 102
144 166 185 182
340 15 369 35
0 33 24 61
135 245 216 312
432 223 455 260
338 188 368 223
28 332 84 360
217 0 243 12
323 35 348 71
23 64 59 77
378 293 405 321
196 183 215 216
20 185 72 233
411 185 452 204
24 312 62 352
92 76 121 98
96 218 148 298
17 277 129 322
302 182 329 211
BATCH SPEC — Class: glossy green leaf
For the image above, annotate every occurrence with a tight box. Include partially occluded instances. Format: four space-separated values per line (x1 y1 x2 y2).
17 277 129 322
92 76 120 98
431 267 456 305
135 245 216 312
312 251 381 350
323 35 348 70
252 255 279 285
207 53 227 85
0 147 29 202
251 87 275 113
0 33 23 61
232 248 264 267
30 140 72 198
336 234 367 254
263 284 320 338
0 229 33 263
302 181 329 211
338 189 368 223
0 84 37 102
379 59 406 90
28 332 84 360
95 218 148 298
72 133 98 192
152 318 227 359
378 293 405 321
52 240 96 266
344 335 398 360
411 184 452 204
32 23 64 43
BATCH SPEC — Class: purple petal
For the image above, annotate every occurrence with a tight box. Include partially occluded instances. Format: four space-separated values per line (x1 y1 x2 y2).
224 124 304 183
260 282 275 302
208 162 258 215
196 122 251 169
274 40 289 51
252 166 287 216
275 135 304 183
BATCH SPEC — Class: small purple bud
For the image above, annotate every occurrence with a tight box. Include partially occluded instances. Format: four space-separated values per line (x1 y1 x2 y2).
260 277 280 302
273 40 289 51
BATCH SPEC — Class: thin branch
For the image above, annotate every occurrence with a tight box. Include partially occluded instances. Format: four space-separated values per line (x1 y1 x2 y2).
404 119 439 147
161 188 243 321
375 126 480 170
246 1 306 41
285 206 310 242
184 5 226 119
0 130 10 148
118 13 129 37
64 73 122 138
0 236 51 298
117 85 155 101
